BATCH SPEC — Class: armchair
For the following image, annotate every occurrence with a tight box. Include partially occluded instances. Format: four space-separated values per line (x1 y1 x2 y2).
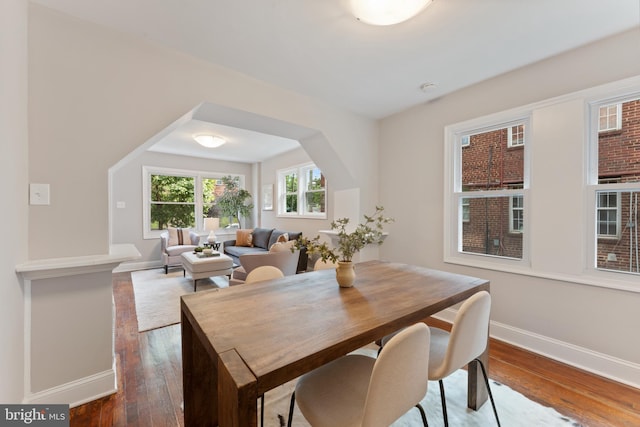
160 229 200 274
229 249 300 285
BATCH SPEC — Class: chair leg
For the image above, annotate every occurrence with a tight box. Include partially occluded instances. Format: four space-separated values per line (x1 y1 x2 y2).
164 265 168 274
475 358 501 427
415 403 429 427
438 379 449 427
287 392 296 427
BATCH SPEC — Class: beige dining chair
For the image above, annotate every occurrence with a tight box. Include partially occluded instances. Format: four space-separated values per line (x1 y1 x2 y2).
287 322 430 427
313 258 337 270
429 290 500 427
245 265 284 283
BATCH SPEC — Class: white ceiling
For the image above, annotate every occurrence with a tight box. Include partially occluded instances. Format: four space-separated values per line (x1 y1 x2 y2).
30 0 640 162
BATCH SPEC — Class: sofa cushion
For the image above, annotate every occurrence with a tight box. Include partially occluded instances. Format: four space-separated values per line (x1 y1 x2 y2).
268 230 301 249
251 228 275 250
224 245 264 260
269 240 296 253
167 227 192 246
235 229 254 247
165 245 197 256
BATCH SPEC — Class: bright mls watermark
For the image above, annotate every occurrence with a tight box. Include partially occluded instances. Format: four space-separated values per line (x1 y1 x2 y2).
0 405 68 426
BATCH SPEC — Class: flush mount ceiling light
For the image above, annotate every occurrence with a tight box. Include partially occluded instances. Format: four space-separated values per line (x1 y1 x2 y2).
350 0 432 26
194 134 226 148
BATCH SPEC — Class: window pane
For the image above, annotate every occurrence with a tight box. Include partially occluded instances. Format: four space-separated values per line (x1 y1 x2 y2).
150 175 195 230
304 191 325 214
461 125 524 192
202 178 223 218
285 194 297 213
306 168 325 191
598 99 640 184
150 203 195 230
461 196 523 259
285 173 297 192
151 175 194 202
596 190 640 274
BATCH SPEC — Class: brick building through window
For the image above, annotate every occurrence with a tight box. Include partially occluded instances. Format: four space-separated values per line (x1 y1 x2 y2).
596 99 640 272
461 124 525 258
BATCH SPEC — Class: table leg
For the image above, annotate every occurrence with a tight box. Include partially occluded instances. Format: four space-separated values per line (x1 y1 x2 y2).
467 331 489 409
218 349 258 427
181 309 218 426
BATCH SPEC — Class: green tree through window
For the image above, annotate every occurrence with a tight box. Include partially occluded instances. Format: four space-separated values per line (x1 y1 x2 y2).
150 174 195 230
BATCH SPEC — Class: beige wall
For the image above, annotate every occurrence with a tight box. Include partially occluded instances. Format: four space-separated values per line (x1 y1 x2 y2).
0 0 28 403
379 28 640 386
22 4 379 403
28 4 379 261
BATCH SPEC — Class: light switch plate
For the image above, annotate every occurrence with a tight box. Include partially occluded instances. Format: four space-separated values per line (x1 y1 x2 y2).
30 183 50 205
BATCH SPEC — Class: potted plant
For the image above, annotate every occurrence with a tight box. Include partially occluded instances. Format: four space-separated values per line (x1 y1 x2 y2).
216 176 254 229
294 206 393 287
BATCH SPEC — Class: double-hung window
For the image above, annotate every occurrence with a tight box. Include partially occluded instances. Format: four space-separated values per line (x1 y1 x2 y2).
143 166 243 238
589 96 640 275
277 163 327 218
446 118 529 265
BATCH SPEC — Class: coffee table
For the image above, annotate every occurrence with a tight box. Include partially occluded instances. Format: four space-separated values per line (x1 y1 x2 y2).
181 251 234 291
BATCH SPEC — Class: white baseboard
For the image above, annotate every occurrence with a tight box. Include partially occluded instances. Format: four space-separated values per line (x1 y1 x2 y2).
114 260 161 273
434 308 640 389
23 368 117 408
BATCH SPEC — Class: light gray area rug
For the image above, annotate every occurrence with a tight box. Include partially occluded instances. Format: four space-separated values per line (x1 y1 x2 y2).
131 268 228 332
261 346 581 427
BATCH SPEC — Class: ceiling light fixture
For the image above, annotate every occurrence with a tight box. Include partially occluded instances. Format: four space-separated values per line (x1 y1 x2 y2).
350 0 432 26
194 135 226 148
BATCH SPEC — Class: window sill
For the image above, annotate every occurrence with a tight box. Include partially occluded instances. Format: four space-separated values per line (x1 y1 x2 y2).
444 256 639 294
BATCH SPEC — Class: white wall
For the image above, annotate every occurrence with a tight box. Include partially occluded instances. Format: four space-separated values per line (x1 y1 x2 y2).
23 4 378 404
0 0 28 402
379 29 640 386
111 151 253 267
28 4 379 261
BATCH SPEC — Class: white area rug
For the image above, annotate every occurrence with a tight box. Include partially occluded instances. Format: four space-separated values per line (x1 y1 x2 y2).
262 346 581 427
131 268 227 332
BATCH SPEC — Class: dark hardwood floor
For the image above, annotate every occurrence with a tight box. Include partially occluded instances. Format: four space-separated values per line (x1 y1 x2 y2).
70 271 640 426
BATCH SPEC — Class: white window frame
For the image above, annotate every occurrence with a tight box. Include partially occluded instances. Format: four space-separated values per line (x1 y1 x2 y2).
142 166 244 239
507 124 525 147
588 93 640 277
277 163 327 219
598 103 622 132
596 191 620 239
461 198 470 223
444 115 531 269
509 195 524 233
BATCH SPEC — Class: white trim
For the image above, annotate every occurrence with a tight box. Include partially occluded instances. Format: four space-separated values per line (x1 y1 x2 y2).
113 260 162 273
434 308 640 389
15 244 141 280
23 367 117 408
597 103 622 132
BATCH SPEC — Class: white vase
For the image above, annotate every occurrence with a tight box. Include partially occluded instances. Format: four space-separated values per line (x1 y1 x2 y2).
336 261 355 288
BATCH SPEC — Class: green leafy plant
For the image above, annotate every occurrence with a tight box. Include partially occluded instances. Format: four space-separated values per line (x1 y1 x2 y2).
216 176 254 228
294 206 393 263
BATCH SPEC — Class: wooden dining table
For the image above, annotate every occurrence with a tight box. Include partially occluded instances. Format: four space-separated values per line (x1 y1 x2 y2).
180 260 490 426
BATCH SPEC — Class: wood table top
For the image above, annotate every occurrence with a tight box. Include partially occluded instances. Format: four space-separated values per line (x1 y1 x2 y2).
181 260 489 395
